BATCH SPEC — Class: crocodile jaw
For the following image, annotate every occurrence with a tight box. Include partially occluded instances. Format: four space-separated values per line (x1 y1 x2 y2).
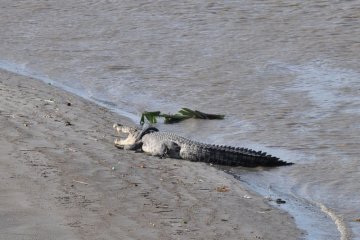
113 123 137 135
113 123 139 149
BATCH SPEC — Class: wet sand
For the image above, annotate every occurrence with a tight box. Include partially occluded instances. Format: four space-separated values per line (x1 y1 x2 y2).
0 69 302 240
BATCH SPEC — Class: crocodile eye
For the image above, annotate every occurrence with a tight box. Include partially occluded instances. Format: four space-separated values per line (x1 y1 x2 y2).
129 128 138 134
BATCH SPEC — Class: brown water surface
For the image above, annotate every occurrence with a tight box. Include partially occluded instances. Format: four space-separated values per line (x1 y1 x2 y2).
1 1 360 239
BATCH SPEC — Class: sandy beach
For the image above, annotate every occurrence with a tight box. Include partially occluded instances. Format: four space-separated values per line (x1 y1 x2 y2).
0 69 302 239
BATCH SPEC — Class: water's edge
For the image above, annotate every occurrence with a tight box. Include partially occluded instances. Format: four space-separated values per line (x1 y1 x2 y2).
0 60 138 123
228 168 348 240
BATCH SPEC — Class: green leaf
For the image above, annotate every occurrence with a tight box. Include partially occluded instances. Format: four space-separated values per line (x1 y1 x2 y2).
140 111 161 125
161 113 191 123
140 114 145 125
178 108 194 117
140 108 224 125
195 110 225 119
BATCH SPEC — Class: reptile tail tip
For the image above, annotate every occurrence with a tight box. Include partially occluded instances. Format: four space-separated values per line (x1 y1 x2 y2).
275 159 294 167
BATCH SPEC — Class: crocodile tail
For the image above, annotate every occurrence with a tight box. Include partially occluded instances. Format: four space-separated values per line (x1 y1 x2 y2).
202 145 293 167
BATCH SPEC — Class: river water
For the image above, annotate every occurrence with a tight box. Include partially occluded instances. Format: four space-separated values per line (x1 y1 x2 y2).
1 1 359 239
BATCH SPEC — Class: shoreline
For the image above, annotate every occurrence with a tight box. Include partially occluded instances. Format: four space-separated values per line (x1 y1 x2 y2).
0 69 303 239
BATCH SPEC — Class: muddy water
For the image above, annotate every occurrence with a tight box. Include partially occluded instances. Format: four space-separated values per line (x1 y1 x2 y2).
1 1 360 239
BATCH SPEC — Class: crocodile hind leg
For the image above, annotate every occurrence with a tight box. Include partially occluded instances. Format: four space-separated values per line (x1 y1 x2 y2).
164 142 181 159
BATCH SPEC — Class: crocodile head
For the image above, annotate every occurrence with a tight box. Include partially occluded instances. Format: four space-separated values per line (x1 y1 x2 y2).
113 123 140 149
113 124 159 150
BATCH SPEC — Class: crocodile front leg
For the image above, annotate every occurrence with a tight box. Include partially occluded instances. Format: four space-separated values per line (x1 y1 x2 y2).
142 139 181 159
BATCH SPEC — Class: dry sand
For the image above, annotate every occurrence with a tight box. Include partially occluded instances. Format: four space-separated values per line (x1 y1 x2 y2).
0 69 303 240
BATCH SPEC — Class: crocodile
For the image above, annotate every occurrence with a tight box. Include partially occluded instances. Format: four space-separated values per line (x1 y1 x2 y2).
113 123 293 167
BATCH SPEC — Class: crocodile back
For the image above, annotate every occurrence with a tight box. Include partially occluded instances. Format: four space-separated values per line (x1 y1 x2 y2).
142 132 292 167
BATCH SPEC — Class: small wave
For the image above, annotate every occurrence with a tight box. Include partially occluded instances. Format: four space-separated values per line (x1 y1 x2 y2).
317 202 351 240
235 169 342 240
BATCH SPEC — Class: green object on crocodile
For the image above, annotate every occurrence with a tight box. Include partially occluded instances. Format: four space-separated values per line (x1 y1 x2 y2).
140 108 225 125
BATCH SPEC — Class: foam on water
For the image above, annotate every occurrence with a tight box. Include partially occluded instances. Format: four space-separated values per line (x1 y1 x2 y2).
243 175 341 240
317 202 351 240
234 166 352 240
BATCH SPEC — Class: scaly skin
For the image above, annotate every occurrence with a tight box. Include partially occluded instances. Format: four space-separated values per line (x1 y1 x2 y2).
113 124 293 167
